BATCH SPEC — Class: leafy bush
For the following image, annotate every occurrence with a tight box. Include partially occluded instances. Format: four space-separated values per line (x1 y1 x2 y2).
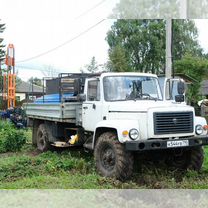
0 121 26 153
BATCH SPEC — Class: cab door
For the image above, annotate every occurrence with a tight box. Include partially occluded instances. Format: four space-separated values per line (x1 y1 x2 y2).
82 79 103 131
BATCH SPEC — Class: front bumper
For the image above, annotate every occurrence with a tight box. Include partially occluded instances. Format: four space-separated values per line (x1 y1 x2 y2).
125 136 208 151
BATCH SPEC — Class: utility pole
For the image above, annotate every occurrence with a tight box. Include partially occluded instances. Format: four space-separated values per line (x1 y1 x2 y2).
180 0 188 18
165 0 188 78
165 19 172 78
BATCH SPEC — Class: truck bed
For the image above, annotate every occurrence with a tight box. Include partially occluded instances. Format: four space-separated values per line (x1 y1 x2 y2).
24 102 82 124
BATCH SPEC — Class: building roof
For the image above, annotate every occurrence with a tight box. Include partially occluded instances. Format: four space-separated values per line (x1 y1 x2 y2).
16 81 44 94
158 73 197 84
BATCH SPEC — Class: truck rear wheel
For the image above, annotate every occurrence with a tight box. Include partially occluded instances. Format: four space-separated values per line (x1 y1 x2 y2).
37 124 51 152
167 147 204 171
94 132 133 181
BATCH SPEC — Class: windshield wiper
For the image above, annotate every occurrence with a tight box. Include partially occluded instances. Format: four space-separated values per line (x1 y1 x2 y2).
126 93 158 101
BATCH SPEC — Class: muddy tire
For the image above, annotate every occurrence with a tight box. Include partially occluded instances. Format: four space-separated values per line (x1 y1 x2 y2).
37 124 51 152
167 147 204 171
94 132 133 181
188 147 204 171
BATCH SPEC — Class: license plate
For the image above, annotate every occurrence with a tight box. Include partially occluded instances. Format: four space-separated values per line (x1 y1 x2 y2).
167 140 189 148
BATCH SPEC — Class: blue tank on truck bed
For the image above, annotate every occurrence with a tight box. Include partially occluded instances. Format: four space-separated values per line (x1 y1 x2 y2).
34 93 74 104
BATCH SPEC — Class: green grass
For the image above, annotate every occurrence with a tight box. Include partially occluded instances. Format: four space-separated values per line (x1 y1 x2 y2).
1 128 208 189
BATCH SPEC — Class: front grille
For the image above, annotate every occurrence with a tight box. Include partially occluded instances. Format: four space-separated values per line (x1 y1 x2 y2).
154 111 193 135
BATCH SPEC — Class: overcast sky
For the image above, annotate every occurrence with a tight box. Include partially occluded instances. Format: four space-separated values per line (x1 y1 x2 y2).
0 0 118 80
0 0 208 81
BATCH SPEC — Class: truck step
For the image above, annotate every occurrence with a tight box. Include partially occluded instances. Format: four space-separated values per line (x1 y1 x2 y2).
65 127 78 131
51 141 71 147
83 142 93 150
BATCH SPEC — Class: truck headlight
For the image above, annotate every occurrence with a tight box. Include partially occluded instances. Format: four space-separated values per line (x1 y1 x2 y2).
195 125 203 135
129 129 139 140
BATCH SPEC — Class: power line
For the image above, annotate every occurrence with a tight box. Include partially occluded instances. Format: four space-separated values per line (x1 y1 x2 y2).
16 0 109 63
75 0 107 20
17 19 106 63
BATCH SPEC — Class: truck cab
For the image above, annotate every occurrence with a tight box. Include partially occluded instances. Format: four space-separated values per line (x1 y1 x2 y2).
81 73 206 147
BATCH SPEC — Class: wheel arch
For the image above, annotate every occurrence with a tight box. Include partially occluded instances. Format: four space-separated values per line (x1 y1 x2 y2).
92 119 139 150
92 127 118 149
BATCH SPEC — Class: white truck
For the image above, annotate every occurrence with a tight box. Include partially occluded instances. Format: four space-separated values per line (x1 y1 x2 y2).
25 72 208 180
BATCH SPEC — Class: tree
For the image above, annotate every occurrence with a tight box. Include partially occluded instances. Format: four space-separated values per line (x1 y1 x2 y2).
187 0 208 18
84 56 99 73
174 54 208 103
0 21 6 63
42 65 58 77
28 77 42 87
172 20 202 60
0 21 6 109
111 0 208 19
111 0 180 19
16 76 22 87
107 44 130 72
106 19 202 74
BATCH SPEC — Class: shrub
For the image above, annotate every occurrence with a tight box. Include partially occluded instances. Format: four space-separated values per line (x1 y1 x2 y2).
0 121 26 153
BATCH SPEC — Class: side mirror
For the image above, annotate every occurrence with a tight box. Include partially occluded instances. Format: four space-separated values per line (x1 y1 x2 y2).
177 81 185 95
175 95 185 102
77 94 86 102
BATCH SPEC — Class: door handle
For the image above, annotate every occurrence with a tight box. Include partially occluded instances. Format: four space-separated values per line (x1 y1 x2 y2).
93 104 96 109
83 106 88 109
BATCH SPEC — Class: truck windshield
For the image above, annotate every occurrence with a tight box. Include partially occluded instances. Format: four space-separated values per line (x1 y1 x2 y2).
103 76 162 101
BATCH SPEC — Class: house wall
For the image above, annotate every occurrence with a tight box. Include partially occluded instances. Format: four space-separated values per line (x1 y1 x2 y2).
0 93 40 102
16 93 26 101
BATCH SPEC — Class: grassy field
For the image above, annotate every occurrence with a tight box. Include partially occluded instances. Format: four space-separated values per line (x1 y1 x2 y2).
1 129 208 189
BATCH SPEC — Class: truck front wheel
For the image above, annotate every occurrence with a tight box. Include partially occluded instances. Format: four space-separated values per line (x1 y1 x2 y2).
37 124 51 152
188 147 204 171
167 146 204 171
94 132 133 181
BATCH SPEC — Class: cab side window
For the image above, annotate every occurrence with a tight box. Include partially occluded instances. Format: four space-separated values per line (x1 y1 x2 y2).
87 80 100 101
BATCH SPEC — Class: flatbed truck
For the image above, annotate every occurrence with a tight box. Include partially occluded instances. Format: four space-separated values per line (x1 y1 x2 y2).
25 72 208 180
